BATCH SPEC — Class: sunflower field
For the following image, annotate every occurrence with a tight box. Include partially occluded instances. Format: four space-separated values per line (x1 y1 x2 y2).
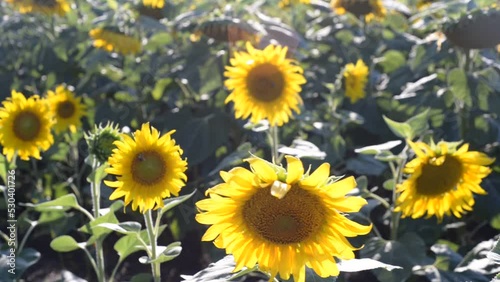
1 0 500 281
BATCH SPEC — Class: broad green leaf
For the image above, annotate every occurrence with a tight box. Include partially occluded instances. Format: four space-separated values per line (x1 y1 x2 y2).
487 238 500 264
180 255 265 281
383 116 413 139
50 235 85 252
114 225 167 262
152 78 173 101
131 273 153 282
139 242 182 264
86 163 109 183
38 211 66 225
337 258 402 272
0 247 40 280
27 194 80 212
380 50 406 73
407 108 430 138
355 140 402 155
96 222 142 235
383 179 395 191
160 190 197 215
278 139 327 160
490 214 500 230
208 142 252 176
375 151 402 162
79 205 120 244
447 68 472 107
356 176 368 191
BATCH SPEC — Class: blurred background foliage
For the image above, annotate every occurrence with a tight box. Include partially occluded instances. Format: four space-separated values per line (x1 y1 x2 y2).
1 0 500 281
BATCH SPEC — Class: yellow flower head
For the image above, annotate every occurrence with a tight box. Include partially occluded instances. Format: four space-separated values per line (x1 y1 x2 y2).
395 140 495 222
0 91 54 162
224 42 306 127
6 0 70 16
142 0 164 9
105 123 188 213
343 59 369 103
331 0 386 20
196 156 372 282
46 85 86 134
279 0 311 8
89 28 142 56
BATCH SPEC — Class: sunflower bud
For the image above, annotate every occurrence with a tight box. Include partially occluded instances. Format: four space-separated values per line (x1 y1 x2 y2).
85 122 122 165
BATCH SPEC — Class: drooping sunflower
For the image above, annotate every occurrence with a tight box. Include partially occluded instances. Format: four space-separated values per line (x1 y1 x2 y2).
331 0 386 20
343 59 369 104
0 91 54 162
46 85 86 134
142 0 164 9
6 0 70 16
395 140 495 222
279 0 311 8
104 123 188 213
224 42 306 127
89 28 142 56
196 156 372 282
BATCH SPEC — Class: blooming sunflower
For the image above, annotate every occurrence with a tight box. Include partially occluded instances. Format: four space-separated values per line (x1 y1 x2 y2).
142 0 164 9
6 0 70 16
395 140 495 222
343 59 369 103
196 156 372 282
224 42 306 127
0 90 54 162
331 0 386 20
279 0 311 8
89 28 141 56
104 123 188 213
46 85 86 134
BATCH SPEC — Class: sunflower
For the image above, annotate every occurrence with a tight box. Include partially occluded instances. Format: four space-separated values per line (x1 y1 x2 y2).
343 59 369 104
142 0 164 9
46 85 86 134
395 140 495 222
89 28 142 56
279 0 311 8
0 90 54 162
196 156 372 282
331 0 386 20
224 43 306 127
6 0 70 16
104 123 188 213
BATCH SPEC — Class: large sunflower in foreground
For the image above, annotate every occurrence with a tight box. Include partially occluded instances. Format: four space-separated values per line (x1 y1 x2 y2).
142 0 164 9
89 28 141 55
196 156 372 282
343 59 369 103
395 140 494 222
0 91 54 162
331 0 386 20
224 42 306 127
6 0 70 16
104 123 187 213
47 85 86 134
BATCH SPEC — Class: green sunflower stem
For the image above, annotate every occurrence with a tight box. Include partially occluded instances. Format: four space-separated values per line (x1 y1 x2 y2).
145 209 161 282
389 147 408 241
90 158 105 282
270 126 280 164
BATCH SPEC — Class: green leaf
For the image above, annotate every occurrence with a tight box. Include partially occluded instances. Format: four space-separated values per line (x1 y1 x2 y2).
96 222 142 235
208 142 252 176
152 78 173 101
139 242 182 264
337 258 402 272
130 273 153 282
180 255 262 282
0 247 40 280
447 68 472 107
50 235 85 252
38 211 66 225
383 116 413 139
380 50 406 73
26 194 80 212
160 190 197 215
355 140 402 155
356 175 368 191
383 179 395 191
490 214 500 230
406 108 430 138
79 203 120 244
114 225 168 263
86 163 109 183
487 238 500 264
145 33 173 51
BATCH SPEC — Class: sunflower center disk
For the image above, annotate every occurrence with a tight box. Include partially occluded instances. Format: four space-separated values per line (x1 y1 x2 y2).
345 1 373 16
57 101 76 118
35 0 57 7
131 151 166 185
247 63 285 102
242 186 325 244
416 155 463 196
13 111 41 141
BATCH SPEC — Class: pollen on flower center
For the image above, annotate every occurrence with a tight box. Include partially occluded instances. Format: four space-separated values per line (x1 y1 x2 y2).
13 111 41 141
57 101 76 118
34 0 57 7
243 186 325 244
246 63 285 102
416 155 463 196
131 150 166 185
345 1 374 15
